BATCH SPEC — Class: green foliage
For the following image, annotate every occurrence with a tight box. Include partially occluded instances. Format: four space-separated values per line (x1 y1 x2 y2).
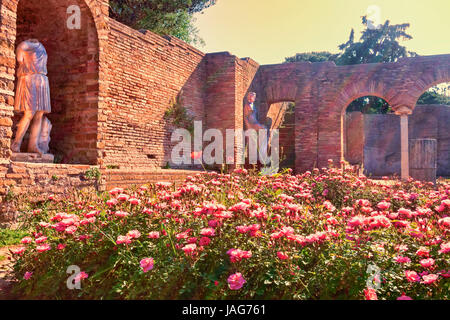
417 87 450 105
164 94 194 133
4 189 15 202
84 168 102 182
285 51 338 63
109 0 217 45
346 96 392 114
0 229 29 247
335 17 417 65
8 168 450 300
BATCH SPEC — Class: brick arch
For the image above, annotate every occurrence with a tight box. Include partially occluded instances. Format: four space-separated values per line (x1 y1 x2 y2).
337 89 393 116
410 76 450 108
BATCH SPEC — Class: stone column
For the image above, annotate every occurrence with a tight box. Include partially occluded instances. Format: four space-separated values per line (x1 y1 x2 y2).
394 106 413 180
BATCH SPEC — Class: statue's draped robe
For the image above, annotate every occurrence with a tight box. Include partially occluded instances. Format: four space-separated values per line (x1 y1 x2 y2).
14 40 51 113
243 101 271 163
243 102 265 131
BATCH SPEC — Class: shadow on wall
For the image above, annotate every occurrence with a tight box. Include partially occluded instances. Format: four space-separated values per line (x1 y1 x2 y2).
349 105 450 177
163 62 205 170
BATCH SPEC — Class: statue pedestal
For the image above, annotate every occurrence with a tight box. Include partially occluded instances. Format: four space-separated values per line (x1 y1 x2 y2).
11 152 54 163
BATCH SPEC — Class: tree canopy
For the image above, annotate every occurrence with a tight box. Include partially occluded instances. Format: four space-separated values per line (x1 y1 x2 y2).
285 51 338 64
335 17 417 65
109 0 217 45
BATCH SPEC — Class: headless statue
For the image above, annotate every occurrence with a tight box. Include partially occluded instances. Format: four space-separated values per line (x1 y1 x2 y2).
38 116 52 154
11 39 52 155
243 92 271 164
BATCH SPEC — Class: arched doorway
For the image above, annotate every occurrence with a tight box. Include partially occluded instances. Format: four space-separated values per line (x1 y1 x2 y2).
11 0 99 164
266 101 295 170
342 95 395 177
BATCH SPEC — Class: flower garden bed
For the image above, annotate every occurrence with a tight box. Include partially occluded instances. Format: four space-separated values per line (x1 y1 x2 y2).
8 163 450 300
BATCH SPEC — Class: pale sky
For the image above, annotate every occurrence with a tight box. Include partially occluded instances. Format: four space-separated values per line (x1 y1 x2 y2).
193 0 450 65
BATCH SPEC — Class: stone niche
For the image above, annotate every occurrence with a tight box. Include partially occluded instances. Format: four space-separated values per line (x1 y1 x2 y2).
11 0 100 164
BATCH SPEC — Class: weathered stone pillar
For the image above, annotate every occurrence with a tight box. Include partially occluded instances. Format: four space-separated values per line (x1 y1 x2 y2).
394 106 413 180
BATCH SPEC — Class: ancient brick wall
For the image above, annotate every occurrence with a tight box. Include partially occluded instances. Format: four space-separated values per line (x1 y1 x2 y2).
0 160 97 226
252 56 450 172
361 105 449 177
0 0 449 180
102 20 206 169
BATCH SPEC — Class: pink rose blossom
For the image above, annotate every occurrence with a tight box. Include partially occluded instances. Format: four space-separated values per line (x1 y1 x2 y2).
405 270 420 282
74 271 89 283
199 237 211 246
181 243 197 255
116 235 132 245
140 258 154 272
127 230 141 239
106 199 118 207
21 237 32 244
421 274 439 284
117 194 130 201
277 251 289 260
200 228 215 237
128 197 140 205
227 272 246 290
148 231 160 239
23 272 33 280
416 247 430 257
35 236 48 244
11 247 26 255
364 288 377 300
36 244 51 253
395 256 411 264
420 258 435 268
438 242 450 254
227 248 252 263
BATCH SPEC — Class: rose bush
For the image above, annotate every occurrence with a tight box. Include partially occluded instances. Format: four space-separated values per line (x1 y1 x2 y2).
10 163 449 299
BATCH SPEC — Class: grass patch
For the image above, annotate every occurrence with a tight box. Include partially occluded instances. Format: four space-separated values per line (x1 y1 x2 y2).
0 229 29 247
0 255 6 262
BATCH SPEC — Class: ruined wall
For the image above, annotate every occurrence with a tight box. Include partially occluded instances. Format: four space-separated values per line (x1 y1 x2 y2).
103 20 206 169
363 105 450 177
0 160 199 226
363 114 401 177
0 160 97 226
252 55 450 172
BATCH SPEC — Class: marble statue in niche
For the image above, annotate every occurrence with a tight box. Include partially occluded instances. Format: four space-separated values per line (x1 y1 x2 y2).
11 39 53 158
243 92 271 165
